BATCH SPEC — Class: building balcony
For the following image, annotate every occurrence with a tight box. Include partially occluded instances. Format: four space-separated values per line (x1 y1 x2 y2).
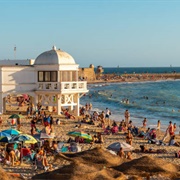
36 81 88 93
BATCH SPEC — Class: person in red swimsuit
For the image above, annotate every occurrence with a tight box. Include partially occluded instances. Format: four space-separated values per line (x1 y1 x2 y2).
168 121 174 136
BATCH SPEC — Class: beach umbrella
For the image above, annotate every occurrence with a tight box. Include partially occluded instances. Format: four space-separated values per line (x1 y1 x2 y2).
11 134 38 144
0 132 12 142
2 129 21 136
67 131 92 140
33 133 54 140
107 142 134 152
40 133 55 139
9 114 23 119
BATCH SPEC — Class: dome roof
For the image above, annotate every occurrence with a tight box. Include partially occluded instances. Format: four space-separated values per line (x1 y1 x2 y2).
34 46 76 65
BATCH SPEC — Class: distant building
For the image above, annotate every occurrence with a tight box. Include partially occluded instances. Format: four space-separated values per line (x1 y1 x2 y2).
78 64 96 81
0 46 88 115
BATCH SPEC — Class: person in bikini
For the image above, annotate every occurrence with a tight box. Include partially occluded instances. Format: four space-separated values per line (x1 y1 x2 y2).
126 130 133 145
117 147 125 158
4 143 15 166
124 110 130 126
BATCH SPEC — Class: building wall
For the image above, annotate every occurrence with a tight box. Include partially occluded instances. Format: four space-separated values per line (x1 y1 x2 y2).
78 67 96 81
1 66 36 93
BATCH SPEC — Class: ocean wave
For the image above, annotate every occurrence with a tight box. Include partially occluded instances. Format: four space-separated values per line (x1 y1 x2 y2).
81 80 180 127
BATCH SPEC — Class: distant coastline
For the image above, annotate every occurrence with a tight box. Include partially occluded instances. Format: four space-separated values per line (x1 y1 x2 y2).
100 67 180 74
88 72 180 84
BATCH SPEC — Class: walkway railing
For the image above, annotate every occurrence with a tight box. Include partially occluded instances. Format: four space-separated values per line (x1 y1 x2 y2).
36 81 87 92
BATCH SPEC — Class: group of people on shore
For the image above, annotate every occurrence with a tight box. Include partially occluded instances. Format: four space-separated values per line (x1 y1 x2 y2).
80 103 179 149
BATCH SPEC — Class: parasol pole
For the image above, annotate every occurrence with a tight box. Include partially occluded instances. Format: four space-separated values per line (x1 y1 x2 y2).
20 141 23 165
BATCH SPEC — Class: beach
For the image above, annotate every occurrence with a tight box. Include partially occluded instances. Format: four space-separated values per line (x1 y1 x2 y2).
0 75 180 179
0 109 180 179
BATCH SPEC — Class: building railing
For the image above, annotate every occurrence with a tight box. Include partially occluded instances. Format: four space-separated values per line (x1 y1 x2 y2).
36 81 87 91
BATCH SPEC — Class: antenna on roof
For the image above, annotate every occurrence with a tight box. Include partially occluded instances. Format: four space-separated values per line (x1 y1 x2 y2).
14 45 16 60
52 45 56 50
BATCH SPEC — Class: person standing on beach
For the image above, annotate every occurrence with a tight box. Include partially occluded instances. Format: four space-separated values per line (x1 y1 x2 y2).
105 108 111 126
162 121 174 142
99 111 105 128
124 110 130 125
17 112 22 131
157 120 161 131
142 118 147 128
156 120 161 135
168 121 174 136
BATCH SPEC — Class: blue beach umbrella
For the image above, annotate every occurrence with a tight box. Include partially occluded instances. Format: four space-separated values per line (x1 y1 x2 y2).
2 129 21 136
11 134 38 144
0 132 12 142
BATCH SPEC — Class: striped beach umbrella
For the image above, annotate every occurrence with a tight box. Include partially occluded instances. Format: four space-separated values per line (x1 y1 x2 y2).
67 131 92 140
11 134 38 144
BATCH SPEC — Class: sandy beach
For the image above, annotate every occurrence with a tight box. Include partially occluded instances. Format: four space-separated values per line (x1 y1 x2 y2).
0 109 180 179
0 76 180 180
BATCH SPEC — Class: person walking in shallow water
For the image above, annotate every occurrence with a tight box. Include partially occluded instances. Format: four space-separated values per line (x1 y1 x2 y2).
124 110 130 125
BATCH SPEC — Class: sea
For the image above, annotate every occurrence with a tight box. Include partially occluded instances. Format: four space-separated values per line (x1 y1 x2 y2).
81 67 180 132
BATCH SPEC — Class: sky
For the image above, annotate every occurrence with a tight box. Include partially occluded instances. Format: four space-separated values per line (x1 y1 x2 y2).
0 0 180 67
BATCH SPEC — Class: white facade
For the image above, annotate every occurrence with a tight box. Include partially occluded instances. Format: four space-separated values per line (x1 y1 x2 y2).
0 46 88 115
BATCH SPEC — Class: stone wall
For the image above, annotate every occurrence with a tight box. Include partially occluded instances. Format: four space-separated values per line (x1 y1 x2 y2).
78 67 96 81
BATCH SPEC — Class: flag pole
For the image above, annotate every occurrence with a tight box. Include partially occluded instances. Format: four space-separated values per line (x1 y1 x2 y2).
14 45 16 60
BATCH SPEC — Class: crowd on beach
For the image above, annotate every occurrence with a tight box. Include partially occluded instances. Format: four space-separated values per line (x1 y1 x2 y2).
0 100 179 179
78 103 180 156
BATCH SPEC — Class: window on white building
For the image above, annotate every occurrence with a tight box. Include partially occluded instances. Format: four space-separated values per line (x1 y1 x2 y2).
38 71 57 82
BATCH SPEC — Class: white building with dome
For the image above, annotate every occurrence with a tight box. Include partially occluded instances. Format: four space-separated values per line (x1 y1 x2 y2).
0 46 88 115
